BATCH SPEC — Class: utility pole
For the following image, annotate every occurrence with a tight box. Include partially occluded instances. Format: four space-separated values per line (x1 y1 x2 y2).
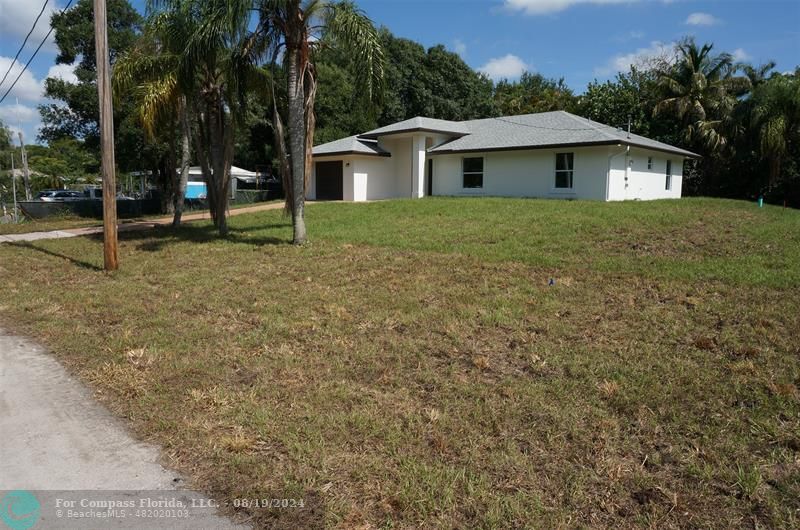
10 152 18 223
17 132 32 200
94 0 119 271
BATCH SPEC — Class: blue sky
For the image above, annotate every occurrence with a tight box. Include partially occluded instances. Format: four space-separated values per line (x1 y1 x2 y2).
1 0 798 144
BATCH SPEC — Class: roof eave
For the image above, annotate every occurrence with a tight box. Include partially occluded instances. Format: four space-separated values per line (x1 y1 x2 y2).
312 150 391 158
429 140 701 158
359 127 469 140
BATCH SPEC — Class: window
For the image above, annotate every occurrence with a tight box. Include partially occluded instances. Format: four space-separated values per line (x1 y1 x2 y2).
647 156 653 170
462 157 483 189
665 160 672 190
555 153 574 189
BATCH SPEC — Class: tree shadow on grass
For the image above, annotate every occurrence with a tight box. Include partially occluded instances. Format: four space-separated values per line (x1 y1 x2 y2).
85 223 290 253
7 241 103 271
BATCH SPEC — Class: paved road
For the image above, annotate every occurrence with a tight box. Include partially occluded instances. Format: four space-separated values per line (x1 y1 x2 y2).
0 330 246 529
0 201 288 244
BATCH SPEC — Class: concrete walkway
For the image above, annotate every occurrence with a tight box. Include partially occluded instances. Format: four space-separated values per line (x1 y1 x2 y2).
0 330 247 529
0 201 287 244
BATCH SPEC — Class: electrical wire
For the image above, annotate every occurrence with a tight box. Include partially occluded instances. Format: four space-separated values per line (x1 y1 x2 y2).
0 0 50 92
0 0 75 106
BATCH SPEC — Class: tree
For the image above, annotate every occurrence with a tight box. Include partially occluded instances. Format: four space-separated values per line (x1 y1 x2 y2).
38 0 142 160
114 9 193 226
144 0 258 236
654 38 750 153
494 72 576 116
750 72 800 193
256 0 384 244
374 30 494 126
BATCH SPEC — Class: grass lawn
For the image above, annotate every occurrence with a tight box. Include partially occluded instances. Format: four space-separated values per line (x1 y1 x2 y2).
0 214 104 235
0 197 798 528
0 200 281 235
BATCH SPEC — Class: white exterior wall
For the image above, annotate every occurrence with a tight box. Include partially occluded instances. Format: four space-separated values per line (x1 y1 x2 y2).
608 147 683 201
311 139 684 202
431 146 611 200
356 157 394 200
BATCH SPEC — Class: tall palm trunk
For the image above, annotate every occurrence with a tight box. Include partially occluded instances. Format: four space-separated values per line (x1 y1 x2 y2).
208 95 229 236
173 97 191 227
287 47 307 245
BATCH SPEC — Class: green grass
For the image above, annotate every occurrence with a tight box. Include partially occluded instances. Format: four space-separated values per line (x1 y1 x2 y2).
0 197 798 529
0 200 281 235
0 214 102 235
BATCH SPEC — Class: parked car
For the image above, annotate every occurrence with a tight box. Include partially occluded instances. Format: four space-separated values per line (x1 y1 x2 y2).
36 190 84 202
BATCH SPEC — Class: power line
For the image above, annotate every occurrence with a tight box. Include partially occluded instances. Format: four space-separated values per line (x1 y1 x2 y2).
0 0 51 92
0 0 75 106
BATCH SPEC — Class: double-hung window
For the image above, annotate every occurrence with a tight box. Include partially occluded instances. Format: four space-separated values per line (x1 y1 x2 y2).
462 157 483 189
555 153 574 189
647 156 653 170
665 160 672 190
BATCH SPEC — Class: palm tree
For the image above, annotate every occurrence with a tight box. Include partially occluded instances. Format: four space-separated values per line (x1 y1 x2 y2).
138 0 256 236
743 61 777 89
114 13 192 227
654 38 750 153
750 73 800 191
255 0 384 244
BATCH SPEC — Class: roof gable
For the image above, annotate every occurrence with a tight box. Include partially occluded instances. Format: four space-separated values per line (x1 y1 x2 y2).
359 116 469 139
313 135 391 157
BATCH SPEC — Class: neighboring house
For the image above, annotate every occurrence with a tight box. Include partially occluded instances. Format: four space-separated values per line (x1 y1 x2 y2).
185 166 258 199
310 111 699 202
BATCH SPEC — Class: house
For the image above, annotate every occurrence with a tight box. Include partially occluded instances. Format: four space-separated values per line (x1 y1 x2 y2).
310 111 698 202
185 166 259 199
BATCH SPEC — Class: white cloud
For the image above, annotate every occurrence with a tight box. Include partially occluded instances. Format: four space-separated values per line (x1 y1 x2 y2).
0 103 38 125
47 63 78 84
685 12 720 26
732 48 751 62
478 54 529 80
0 57 44 103
0 0 62 53
504 0 633 15
0 56 76 143
452 39 467 58
596 41 677 75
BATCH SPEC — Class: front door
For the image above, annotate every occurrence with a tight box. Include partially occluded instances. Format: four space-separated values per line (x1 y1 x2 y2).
316 161 343 200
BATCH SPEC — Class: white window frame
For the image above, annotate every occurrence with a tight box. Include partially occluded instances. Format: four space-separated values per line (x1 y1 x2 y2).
665 160 672 190
554 152 574 190
647 156 653 170
462 157 484 189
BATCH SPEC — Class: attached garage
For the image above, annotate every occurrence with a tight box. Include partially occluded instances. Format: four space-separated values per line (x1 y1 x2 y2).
315 161 344 200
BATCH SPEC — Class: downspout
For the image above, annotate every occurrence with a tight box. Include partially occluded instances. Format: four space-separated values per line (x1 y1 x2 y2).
607 143 628 201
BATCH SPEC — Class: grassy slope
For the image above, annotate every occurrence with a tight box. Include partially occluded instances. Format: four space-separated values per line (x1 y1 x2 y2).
0 197 798 529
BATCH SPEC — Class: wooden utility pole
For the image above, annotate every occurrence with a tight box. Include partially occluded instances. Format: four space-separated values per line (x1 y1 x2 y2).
93 0 118 270
10 152 18 222
17 132 32 200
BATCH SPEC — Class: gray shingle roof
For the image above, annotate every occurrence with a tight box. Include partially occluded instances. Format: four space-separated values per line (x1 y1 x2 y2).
359 116 470 139
313 135 390 157
312 111 698 159
428 111 699 157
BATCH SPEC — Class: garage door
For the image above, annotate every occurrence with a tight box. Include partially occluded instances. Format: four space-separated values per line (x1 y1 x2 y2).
316 161 343 200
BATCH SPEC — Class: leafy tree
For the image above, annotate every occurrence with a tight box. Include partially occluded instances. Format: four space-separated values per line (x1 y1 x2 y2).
256 0 384 244
494 72 576 116
375 30 493 125
38 0 142 162
26 138 98 177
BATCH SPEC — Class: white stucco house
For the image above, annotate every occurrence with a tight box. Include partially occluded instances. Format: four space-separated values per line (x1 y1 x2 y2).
310 111 698 202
